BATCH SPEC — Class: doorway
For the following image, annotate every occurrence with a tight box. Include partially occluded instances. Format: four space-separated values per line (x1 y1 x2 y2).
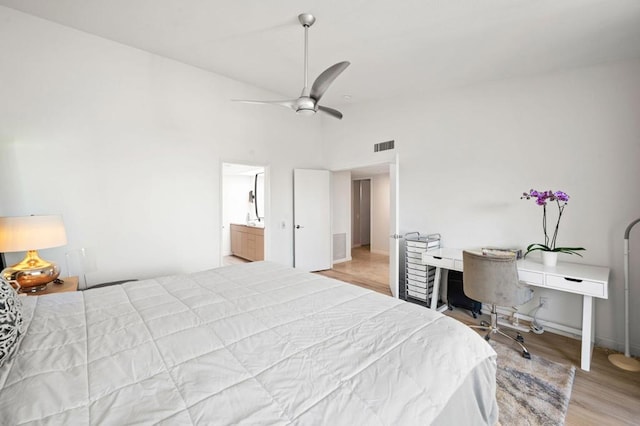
352 179 371 249
325 163 394 295
221 162 266 266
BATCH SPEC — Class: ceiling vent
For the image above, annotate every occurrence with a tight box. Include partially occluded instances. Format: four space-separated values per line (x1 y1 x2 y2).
374 140 395 152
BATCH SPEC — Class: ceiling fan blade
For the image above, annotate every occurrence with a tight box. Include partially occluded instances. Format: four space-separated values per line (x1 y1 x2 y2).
232 99 296 110
310 61 350 102
317 105 343 120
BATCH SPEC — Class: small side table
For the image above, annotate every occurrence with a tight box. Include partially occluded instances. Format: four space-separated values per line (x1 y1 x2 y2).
26 276 79 296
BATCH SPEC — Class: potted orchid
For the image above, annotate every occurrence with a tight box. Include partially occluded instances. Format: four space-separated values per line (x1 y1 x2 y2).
521 189 585 266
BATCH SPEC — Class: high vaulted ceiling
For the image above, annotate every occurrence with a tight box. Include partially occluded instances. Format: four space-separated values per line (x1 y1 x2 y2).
2 0 640 107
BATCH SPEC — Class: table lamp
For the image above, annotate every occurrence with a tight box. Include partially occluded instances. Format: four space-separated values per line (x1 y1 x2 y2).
0 215 67 292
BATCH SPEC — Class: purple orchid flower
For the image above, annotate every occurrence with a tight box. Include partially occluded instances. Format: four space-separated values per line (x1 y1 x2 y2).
521 189 582 256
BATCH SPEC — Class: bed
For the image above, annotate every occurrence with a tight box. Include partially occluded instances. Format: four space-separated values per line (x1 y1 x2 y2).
0 261 498 425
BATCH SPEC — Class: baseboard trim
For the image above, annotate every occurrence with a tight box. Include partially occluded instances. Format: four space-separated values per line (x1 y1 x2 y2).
490 305 582 337
490 304 639 353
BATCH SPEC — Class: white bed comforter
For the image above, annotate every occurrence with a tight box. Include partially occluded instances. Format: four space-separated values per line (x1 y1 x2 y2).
0 261 497 425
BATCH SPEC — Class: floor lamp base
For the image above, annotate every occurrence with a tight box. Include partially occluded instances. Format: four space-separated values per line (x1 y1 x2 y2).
608 353 640 372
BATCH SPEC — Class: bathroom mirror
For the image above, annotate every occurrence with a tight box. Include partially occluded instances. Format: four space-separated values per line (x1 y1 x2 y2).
254 172 264 221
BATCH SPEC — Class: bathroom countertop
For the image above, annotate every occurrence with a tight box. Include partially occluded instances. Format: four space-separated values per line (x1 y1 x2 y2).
232 222 265 229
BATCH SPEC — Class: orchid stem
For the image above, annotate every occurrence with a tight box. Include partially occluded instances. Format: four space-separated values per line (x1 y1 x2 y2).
543 204 549 247
551 201 564 250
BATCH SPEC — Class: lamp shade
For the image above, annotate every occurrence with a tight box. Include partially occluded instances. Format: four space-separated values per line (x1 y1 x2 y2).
0 215 67 252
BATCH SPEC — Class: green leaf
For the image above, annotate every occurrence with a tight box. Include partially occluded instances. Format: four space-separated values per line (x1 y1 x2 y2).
524 243 551 257
554 247 586 257
524 244 585 258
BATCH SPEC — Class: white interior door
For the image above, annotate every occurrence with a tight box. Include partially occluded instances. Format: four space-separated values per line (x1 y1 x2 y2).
293 169 331 271
389 158 400 298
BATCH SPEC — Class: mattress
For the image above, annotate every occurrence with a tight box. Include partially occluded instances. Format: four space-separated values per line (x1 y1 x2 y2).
0 261 497 425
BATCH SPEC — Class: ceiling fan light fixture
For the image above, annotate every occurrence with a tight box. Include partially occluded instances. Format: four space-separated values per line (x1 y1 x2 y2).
296 109 316 116
295 96 315 112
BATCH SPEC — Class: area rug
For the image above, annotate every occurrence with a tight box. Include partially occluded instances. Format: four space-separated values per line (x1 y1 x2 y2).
492 340 576 426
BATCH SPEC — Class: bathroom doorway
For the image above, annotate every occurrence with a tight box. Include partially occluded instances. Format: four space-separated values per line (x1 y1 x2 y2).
221 162 266 265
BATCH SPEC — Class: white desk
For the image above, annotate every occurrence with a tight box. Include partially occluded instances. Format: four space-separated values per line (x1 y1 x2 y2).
421 248 609 371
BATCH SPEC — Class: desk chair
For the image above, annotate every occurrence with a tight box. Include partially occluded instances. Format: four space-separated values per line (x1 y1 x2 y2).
462 250 534 359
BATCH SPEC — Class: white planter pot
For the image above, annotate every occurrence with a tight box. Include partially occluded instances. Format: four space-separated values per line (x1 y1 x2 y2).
541 251 558 267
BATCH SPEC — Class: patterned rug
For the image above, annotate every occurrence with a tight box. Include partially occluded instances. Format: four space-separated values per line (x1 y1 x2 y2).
493 340 576 426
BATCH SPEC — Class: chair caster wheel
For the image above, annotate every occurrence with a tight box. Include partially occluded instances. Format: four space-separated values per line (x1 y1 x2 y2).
484 335 491 341
472 312 478 318
480 321 489 327
523 351 531 359
448 305 453 311
516 333 525 343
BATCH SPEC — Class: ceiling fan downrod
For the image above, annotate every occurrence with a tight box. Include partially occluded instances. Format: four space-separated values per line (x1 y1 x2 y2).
298 13 316 94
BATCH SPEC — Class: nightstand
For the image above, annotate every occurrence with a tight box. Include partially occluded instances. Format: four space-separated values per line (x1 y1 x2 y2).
25 276 79 296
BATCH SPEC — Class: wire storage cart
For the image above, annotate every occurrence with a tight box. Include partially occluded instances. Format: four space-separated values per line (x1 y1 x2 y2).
404 233 441 306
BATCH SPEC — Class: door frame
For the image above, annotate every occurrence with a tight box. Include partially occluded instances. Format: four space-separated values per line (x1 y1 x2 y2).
219 160 271 266
330 155 399 297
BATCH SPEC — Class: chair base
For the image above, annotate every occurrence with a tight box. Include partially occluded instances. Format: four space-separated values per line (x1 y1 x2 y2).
470 304 531 359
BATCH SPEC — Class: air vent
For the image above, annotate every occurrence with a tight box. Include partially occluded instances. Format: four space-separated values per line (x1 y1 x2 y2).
333 233 347 261
374 140 395 152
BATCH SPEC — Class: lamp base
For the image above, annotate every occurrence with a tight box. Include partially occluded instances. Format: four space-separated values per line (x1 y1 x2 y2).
18 283 49 293
608 353 640 372
1 250 60 293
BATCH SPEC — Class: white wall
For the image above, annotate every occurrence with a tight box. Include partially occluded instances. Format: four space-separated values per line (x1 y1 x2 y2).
322 60 640 353
370 173 390 255
331 170 351 262
0 6 324 284
222 174 253 256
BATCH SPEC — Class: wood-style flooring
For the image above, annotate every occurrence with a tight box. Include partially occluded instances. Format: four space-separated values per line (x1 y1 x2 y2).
316 247 640 425
223 255 249 266
322 246 392 296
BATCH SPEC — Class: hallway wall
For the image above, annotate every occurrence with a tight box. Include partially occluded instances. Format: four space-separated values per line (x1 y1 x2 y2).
370 174 390 255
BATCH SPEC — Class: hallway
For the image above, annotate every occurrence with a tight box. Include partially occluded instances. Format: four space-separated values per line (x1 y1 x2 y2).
317 245 391 296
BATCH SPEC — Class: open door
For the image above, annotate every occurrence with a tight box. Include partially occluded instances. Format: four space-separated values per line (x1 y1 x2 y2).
293 169 331 271
389 158 400 298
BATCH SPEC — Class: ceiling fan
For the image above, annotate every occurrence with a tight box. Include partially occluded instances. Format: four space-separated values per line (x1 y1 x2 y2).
233 13 350 120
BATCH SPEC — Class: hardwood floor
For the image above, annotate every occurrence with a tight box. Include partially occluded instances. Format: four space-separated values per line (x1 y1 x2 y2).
223 255 249 266
316 250 640 425
325 246 391 295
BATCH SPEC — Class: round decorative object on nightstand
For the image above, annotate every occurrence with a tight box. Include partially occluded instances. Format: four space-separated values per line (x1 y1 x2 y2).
1 250 60 292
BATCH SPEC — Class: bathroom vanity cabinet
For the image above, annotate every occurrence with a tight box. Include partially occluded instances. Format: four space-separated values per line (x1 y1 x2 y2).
230 224 264 261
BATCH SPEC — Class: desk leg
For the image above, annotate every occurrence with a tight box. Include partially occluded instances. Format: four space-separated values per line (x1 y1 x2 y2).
580 295 594 371
430 267 442 310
